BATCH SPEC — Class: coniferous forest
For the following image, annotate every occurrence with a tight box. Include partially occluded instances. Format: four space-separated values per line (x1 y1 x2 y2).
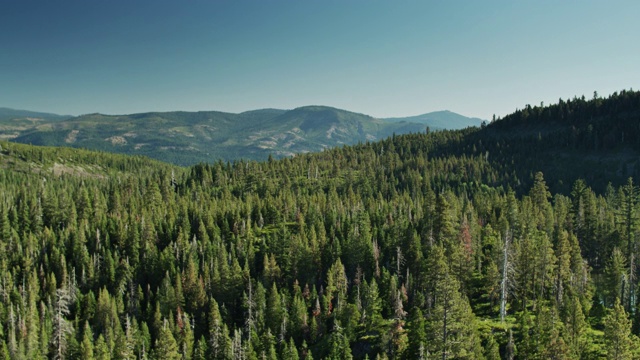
3 91 640 359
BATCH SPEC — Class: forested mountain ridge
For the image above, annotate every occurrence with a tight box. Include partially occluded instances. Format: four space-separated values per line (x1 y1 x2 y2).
0 106 482 165
0 108 71 122
1 90 640 359
0 108 71 142
0 141 176 178
423 89 640 195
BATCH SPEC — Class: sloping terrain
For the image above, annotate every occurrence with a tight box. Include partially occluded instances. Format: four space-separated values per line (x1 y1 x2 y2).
0 107 71 121
443 90 640 194
0 107 71 141
0 139 176 179
2 90 640 359
0 106 481 165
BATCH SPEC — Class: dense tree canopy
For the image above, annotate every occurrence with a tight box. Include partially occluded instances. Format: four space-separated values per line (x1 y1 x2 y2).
1 90 640 359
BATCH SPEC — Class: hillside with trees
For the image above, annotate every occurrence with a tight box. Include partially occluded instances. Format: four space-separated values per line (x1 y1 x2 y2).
1 90 640 359
0 106 481 165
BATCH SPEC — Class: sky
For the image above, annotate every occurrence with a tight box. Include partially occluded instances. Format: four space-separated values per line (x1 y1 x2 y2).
1 1 639 120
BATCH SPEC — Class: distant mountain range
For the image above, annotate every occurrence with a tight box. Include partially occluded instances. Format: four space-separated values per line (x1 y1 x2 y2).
383 110 485 130
0 106 484 165
0 107 72 121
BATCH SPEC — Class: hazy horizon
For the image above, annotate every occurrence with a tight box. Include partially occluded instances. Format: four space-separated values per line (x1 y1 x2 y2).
0 104 487 121
1 1 638 120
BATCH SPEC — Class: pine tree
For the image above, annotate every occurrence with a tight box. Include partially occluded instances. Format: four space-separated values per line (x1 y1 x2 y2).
177 310 194 360
137 321 151 359
25 275 42 360
362 278 383 332
484 332 500 360
326 259 348 312
289 291 308 344
193 336 208 360
94 334 110 360
529 171 552 231
434 193 457 249
326 321 352 360
282 337 300 360
563 295 587 359
208 298 232 360
114 315 136 360
426 251 482 360
80 322 95 360
536 307 570 360
231 328 244 360
265 283 284 338
603 299 635 360
555 230 572 307
152 320 180 360
605 248 628 306
404 307 427 360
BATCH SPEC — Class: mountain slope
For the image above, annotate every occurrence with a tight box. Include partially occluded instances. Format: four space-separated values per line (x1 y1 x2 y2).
238 106 426 156
12 110 239 165
7 106 429 165
422 89 640 194
0 139 177 179
0 107 71 121
2 90 640 359
0 107 72 141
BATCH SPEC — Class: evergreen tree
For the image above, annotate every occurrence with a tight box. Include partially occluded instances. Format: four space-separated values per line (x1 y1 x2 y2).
404 307 427 360
621 177 638 313
208 298 232 360
80 322 95 360
4 98 640 360
94 334 111 360
326 321 352 360
426 249 482 359
193 336 208 360
265 283 284 338
483 332 500 360
282 337 300 360
563 295 587 359
605 248 628 306
603 299 635 360
434 193 458 251
152 320 180 360
177 310 194 360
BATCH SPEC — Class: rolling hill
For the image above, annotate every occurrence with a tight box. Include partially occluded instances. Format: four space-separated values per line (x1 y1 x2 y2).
0 106 482 165
0 107 72 141
419 89 640 194
0 107 71 121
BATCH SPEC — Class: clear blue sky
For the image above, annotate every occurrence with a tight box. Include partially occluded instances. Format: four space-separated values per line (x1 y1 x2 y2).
1 1 639 120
